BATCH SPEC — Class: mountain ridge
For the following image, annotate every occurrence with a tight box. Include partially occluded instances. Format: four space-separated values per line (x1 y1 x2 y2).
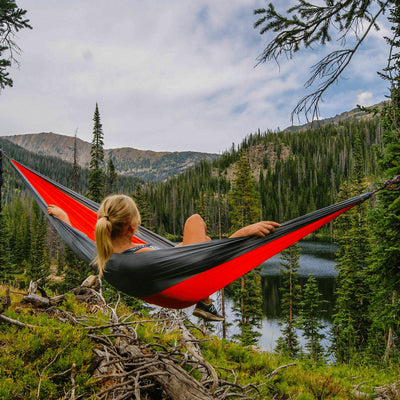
2 132 219 181
1 101 384 181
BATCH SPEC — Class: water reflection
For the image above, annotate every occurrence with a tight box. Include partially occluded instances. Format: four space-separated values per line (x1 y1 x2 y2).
259 240 338 351
262 276 336 320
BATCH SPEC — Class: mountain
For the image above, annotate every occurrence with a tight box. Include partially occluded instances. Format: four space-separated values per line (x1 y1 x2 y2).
2 132 219 181
284 101 386 132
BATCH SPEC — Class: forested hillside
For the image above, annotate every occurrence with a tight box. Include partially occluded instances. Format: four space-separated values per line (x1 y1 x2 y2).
144 118 382 237
3 132 219 181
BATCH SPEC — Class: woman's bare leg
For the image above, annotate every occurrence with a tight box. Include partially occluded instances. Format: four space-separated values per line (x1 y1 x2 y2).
182 215 224 321
181 214 211 246
180 214 212 303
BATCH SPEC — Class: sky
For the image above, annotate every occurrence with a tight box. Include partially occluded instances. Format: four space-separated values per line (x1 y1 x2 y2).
0 1 392 153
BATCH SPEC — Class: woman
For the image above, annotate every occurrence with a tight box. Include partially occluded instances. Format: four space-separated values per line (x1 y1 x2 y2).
48 194 280 321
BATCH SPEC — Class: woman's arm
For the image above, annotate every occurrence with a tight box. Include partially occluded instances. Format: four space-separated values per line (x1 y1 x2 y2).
47 204 71 225
230 221 280 238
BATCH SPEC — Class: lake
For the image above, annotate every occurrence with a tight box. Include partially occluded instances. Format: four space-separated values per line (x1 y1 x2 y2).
221 240 338 352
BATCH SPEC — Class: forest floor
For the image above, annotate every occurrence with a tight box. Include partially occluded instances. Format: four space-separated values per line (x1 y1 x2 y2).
0 280 399 400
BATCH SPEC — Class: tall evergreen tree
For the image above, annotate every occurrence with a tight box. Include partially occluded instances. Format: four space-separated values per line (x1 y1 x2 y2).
228 152 260 228
228 152 263 345
332 134 371 363
298 274 327 361
59 246 91 292
0 209 12 282
367 5 400 362
104 157 117 196
275 242 302 358
27 202 49 281
88 103 105 202
133 184 152 229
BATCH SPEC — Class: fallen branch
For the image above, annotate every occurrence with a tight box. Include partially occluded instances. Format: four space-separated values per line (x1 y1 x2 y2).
266 362 297 379
0 313 37 329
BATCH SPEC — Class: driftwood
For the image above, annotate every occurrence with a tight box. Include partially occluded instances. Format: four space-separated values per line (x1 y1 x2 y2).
353 381 400 400
21 279 66 308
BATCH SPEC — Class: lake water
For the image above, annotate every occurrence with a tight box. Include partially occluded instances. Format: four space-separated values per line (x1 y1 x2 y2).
221 241 338 352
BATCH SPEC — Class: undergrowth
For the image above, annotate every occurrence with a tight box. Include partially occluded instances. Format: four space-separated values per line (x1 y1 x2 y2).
1 285 399 400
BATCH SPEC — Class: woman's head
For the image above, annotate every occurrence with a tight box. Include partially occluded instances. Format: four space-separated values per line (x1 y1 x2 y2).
93 194 141 276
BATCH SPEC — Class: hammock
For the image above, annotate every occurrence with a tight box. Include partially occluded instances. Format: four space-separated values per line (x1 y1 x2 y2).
3 154 397 309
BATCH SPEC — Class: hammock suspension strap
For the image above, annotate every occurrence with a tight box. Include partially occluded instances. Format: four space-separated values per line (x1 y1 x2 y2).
371 175 400 194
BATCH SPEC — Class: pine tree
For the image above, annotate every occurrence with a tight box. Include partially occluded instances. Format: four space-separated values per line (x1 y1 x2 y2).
331 133 371 363
133 184 152 229
27 203 49 281
275 242 302 358
0 209 12 283
298 274 327 361
88 103 105 202
228 152 260 228
367 6 400 362
228 152 263 345
104 157 117 196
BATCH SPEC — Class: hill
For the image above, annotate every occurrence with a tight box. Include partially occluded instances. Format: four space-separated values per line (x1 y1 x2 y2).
284 101 386 132
2 132 219 181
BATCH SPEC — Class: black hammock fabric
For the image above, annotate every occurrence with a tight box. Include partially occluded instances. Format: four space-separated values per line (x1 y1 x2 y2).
6 156 373 309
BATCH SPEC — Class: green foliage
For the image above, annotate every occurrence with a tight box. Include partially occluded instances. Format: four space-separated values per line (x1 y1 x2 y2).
56 246 92 292
0 309 97 399
230 269 263 346
27 202 49 281
0 208 12 281
0 0 32 90
366 48 400 364
104 157 117 196
298 274 327 361
254 1 393 119
132 183 152 229
332 135 372 363
88 103 105 202
276 242 302 358
228 152 263 345
228 151 261 231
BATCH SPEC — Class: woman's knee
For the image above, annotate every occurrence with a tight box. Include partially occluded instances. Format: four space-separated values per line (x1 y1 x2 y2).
185 214 204 226
182 214 209 245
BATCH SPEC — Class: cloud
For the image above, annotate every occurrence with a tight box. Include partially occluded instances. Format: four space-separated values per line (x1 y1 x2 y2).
356 91 374 106
0 0 389 153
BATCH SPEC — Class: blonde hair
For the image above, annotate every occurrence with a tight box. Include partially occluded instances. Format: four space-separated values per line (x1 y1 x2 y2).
92 194 141 276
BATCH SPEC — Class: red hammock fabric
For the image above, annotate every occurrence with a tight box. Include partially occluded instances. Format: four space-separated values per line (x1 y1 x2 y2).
12 160 146 245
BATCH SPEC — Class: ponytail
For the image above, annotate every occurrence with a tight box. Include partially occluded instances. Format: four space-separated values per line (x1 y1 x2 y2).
92 194 141 276
92 217 114 276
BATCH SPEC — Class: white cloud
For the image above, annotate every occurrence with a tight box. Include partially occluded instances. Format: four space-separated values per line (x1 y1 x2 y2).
356 91 374 106
0 0 389 153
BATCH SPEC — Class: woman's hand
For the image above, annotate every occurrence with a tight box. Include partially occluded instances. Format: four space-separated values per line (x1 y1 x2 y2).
47 204 71 225
230 221 281 238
